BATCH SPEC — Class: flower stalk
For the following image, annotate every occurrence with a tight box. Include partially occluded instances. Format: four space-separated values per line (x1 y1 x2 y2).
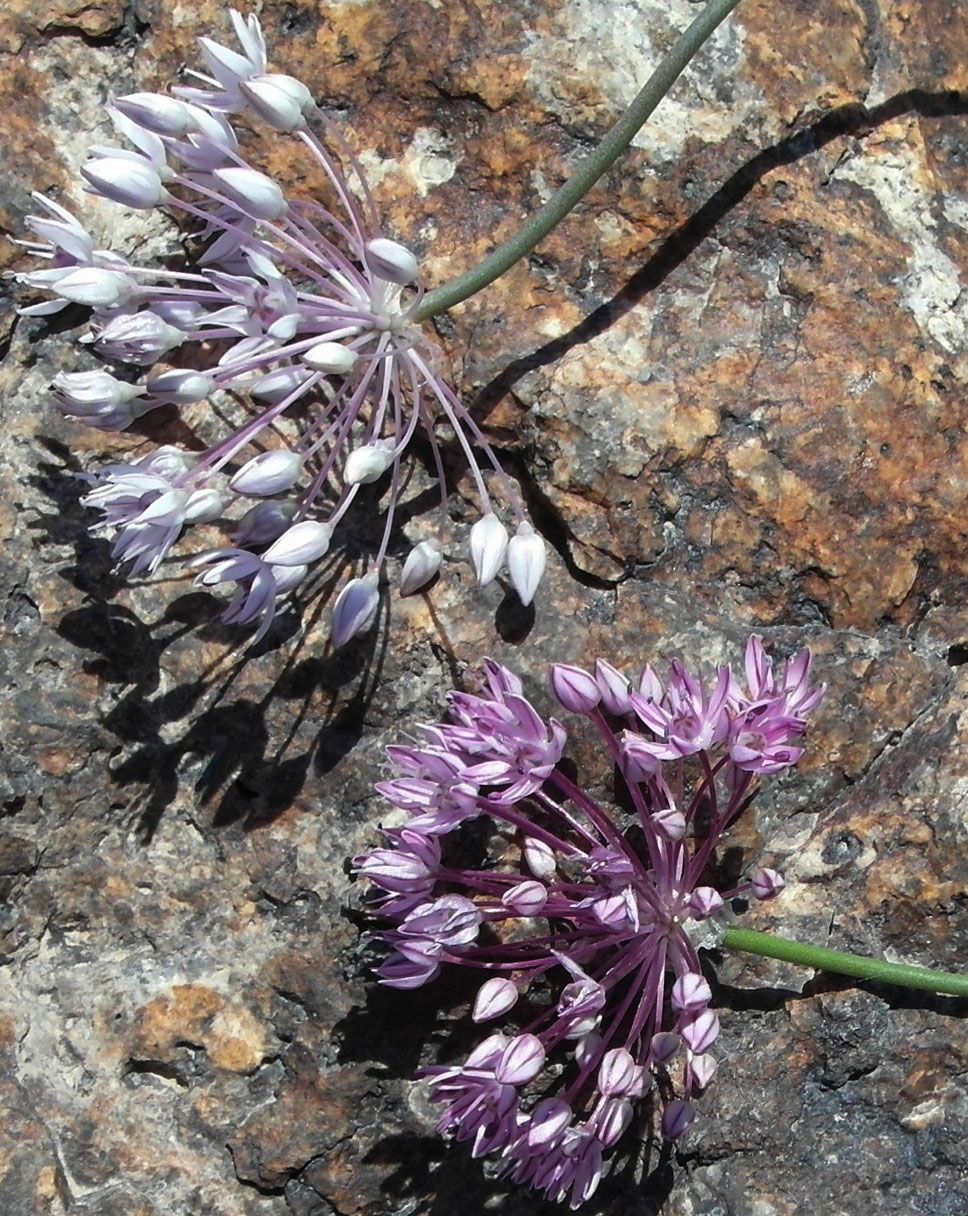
414 0 746 322
723 927 968 998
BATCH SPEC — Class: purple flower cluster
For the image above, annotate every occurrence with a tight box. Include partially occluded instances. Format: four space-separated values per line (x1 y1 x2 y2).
14 10 545 644
355 638 823 1207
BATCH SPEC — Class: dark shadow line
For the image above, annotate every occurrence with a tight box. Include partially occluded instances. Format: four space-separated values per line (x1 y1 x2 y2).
471 87 968 419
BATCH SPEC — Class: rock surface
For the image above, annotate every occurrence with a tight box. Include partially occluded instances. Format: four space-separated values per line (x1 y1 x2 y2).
1 1 968 1214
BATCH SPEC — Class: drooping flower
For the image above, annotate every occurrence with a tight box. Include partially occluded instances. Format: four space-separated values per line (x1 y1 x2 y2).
13 9 545 644
354 637 823 1207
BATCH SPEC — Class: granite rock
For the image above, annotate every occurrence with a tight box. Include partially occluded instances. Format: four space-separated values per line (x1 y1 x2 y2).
1 2 968 1214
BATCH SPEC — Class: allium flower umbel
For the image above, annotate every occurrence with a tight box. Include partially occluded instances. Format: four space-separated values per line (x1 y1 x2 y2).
14 10 543 645
354 637 824 1207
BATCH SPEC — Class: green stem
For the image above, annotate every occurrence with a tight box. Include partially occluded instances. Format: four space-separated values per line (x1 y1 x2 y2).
414 0 745 322
723 927 968 998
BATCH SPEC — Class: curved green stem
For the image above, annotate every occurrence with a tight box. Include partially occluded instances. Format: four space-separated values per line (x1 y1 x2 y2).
414 0 745 322
723 927 968 998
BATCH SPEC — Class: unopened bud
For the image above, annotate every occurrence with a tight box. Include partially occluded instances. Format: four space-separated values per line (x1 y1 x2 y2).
53 267 135 308
679 1008 719 1055
652 805 686 841
400 540 443 595
751 868 785 900
594 659 633 715
649 1031 680 1065
469 514 508 587
507 520 546 606
263 520 333 566
574 1033 602 1069
687 886 724 919
598 1048 640 1098
248 367 312 401
301 341 358 374
232 501 296 547
331 574 380 648
549 663 601 714
81 157 166 209
179 488 223 524
212 166 288 221
501 879 548 916
270 563 309 594
144 369 214 404
661 1098 694 1140
365 237 419 286
523 836 557 881
495 1034 545 1085
229 449 303 496
344 442 393 486
240 77 307 131
670 972 712 1014
114 92 193 137
687 1051 718 1089
472 977 519 1023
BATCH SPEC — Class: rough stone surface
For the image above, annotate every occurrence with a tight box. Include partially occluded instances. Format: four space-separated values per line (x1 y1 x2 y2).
2 1 968 1214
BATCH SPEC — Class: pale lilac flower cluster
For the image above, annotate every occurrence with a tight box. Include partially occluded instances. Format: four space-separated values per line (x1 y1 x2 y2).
14 10 544 644
355 637 823 1207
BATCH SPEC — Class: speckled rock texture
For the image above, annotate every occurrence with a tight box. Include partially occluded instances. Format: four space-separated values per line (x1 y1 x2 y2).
1 1 968 1214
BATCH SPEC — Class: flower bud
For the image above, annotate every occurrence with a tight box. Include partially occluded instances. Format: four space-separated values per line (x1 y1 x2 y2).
526 1098 572 1148
687 1050 718 1090
501 879 548 916
183 488 226 524
263 520 333 566
670 972 712 1014
751 868 785 900
523 836 556 880
212 166 288 220
687 886 724 920
81 157 166 209
259 73 312 109
144 369 214 404
549 663 601 714
400 540 443 596
598 1048 640 1098
240 77 307 131
301 341 358 374
365 237 419 285
620 731 661 782
271 563 309 594
649 1031 680 1065
472 977 519 1023
495 1034 545 1085
469 514 508 587
53 267 135 308
596 1097 633 1147
574 1033 602 1069
679 1008 719 1055
232 501 296 547
229 449 303 496
594 659 633 715
114 92 193 137
248 367 311 401
652 805 686 841
507 520 546 606
661 1098 694 1140
344 442 393 486
331 574 380 648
